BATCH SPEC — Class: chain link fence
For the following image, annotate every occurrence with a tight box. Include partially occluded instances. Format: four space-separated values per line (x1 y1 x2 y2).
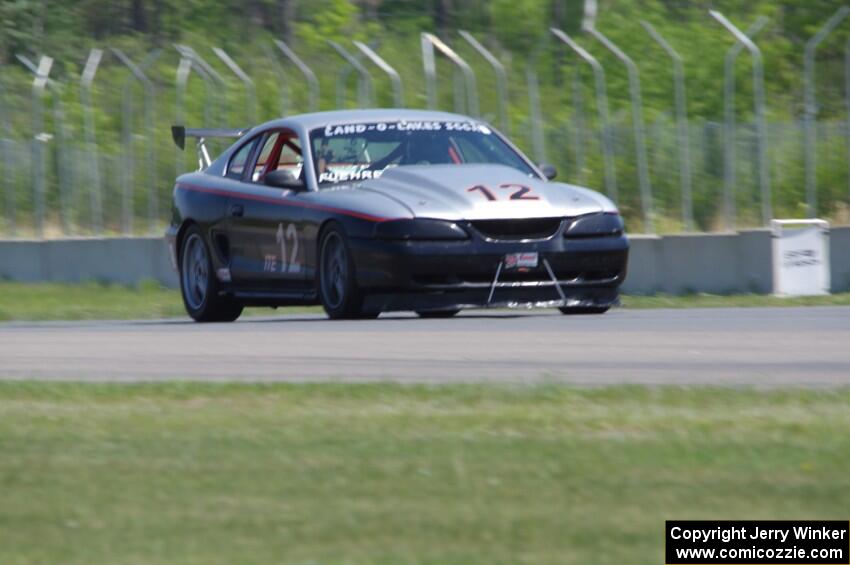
1 28 849 238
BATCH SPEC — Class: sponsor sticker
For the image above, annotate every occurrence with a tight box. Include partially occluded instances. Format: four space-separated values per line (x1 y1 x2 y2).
504 252 538 270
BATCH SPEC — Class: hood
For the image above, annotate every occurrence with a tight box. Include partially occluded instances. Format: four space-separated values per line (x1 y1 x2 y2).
358 164 614 220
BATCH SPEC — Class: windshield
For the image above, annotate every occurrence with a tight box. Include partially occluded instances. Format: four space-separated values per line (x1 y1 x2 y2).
310 120 537 186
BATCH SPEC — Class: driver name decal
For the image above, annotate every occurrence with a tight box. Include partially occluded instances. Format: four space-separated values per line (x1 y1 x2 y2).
318 166 387 183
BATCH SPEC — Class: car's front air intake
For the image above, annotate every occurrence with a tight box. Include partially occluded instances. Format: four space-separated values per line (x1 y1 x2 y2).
470 218 563 241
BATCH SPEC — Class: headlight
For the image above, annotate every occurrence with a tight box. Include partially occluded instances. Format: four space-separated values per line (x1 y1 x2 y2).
374 219 469 240
564 212 624 238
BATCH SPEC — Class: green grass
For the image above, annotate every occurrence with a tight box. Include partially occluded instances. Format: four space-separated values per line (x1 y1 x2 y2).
622 292 850 309
0 383 848 564
0 281 319 321
1 281 849 321
0 280 187 321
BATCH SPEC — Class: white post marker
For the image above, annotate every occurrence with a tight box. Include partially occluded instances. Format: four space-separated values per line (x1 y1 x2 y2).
771 219 830 296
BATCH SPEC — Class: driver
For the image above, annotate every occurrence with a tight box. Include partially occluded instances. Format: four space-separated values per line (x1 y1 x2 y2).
317 138 334 174
405 133 454 165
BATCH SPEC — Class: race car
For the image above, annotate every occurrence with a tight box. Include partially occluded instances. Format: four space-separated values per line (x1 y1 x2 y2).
166 109 628 322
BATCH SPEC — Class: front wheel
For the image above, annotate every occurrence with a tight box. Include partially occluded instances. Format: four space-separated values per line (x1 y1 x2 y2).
318 224 373 320
179 225 243 322
558 306 610 315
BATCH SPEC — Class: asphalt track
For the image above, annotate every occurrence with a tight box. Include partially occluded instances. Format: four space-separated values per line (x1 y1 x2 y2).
1 306 849 386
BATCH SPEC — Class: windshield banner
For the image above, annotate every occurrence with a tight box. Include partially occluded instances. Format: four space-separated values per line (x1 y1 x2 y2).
321 121 493 138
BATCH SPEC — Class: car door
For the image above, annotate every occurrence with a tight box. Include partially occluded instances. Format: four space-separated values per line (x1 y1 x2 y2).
226 129 309 291
219 135 260 284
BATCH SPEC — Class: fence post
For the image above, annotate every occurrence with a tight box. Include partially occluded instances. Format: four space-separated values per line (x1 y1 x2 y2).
174 47 224 173
711 10 772 226
262 44 290 118
174 44 218 127
213 47 257 125
111 48 157 235
327 40 373 108
176 45 227 127
0 74 13 236
337 61 356 109
526 67 546 164
550 28 617 203
571 67 587 185
32 56 51 238
19 55 53 238
353 41 404 108
175 55 192 176
52 80 71 236
273 39 320 112
422 35 437 110
420 33 479 117
81 48 103 234
19 53 73 236
640 21 693 232
586 27 654 233
458 30 509 134
140 49 162 234
722 17 768 231
846 37 850 205
804 7 850 218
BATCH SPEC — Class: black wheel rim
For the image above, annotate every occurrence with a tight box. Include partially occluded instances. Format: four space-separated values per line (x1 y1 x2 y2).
321 232 348 310
181 233 209 311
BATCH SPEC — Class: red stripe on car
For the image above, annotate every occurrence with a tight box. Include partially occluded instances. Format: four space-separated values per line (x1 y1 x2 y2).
177 183 402 223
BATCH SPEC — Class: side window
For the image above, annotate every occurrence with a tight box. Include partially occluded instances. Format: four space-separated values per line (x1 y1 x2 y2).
226 139 256 180
250 130 304 183
253 132 281 181
276 137 303 178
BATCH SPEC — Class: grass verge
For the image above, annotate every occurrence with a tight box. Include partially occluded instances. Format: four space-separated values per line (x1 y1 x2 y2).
1 281 849 321
0 281 317 321
621 292 850 309
0 383 848 564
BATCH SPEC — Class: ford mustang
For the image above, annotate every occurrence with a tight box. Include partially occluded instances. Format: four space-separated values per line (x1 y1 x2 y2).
166 109 628 322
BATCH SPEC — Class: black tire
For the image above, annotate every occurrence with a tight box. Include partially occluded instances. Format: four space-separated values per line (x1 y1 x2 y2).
558 306 610 315
179 225 243 322
416 309 461 319
318 223 373 320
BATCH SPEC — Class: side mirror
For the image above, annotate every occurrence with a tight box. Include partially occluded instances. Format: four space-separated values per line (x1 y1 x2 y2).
539 163 557 180
264 169 306 191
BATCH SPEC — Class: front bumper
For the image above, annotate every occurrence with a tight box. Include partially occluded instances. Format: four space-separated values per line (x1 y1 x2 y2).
349 230 629 312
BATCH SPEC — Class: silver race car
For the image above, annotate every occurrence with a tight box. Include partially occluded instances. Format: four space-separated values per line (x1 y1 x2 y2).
166 109 628 321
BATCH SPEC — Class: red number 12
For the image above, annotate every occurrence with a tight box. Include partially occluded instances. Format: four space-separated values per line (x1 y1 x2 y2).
467 183 539 201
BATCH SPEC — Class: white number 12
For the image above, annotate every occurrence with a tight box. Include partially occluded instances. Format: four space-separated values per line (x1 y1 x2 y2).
275 222 301 273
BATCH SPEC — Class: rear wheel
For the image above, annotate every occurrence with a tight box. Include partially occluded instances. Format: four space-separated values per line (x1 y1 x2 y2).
558 306 610 315
179 225 243 322
416 309 461 319
318 224 374 319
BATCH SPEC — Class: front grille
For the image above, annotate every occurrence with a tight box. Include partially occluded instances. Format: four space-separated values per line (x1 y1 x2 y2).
470 218 563 241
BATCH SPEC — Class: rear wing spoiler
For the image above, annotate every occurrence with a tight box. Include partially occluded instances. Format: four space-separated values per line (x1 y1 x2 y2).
171 125 250 170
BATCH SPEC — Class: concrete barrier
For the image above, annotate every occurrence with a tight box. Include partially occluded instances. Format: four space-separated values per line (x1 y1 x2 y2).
618 235 660 295
0 237 177 287
830 226 850 293
0 228 846 295
621 229 774 295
